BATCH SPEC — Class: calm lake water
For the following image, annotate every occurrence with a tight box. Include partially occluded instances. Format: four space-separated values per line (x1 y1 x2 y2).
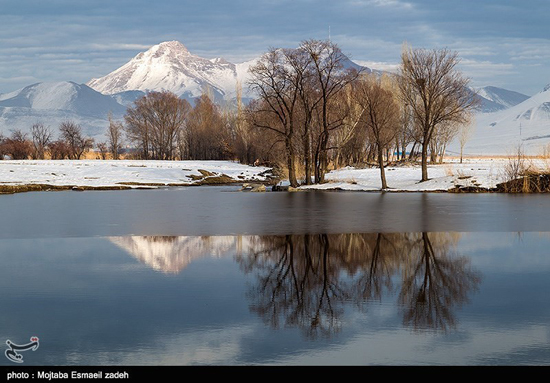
1 186 550 366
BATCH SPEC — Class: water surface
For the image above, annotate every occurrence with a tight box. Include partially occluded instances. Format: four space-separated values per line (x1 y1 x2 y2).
1 187 549 365
1 186 550 238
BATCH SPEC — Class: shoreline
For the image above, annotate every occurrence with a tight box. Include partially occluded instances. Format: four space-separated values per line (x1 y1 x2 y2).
0 159 274 195
1 157 548 195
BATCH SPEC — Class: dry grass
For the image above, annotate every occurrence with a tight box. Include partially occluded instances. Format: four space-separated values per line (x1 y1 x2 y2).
495 145 550 193
443 164 454 177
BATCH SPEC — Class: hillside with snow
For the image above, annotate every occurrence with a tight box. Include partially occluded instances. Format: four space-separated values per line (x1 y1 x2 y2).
0 81 126 139
450 84 550 156
474 86 529 113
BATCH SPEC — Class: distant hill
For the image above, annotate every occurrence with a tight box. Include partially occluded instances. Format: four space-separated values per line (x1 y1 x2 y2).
449 84 550 155
473 86 530 113
0 81 126 139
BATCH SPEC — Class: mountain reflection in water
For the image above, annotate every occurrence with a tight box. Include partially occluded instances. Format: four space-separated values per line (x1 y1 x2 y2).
110 233 481 335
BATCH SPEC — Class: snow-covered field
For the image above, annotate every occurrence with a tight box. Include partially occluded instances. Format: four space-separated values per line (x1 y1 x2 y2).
0 157 547 193
301 157 550 192
0 160 271 189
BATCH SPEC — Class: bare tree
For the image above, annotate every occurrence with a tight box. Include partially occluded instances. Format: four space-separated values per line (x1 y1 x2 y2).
430 121 460 163
280 46 319 184
49 140 70 160
459 120 474 163
59 121 94 160
331 83 366 169
107 114 124 160
231 80 263 165
186 94 231 160
354 74 400 189
247 48 302 187
30 123 52 159
300 39 361 183
247 40 359 186
96 142 108 160
2 129 32 159
125 91 191 160
399 46 479 181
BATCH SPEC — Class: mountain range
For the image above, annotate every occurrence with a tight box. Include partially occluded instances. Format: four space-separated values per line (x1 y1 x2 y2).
0 40 548 155
448 84 550 155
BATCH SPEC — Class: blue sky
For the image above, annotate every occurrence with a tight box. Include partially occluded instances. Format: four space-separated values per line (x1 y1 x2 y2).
0 0 548 95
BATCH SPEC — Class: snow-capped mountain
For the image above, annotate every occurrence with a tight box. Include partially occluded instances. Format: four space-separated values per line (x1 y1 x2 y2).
450 83 550 155
0 81 126 139
87 41 247 103
474 86 530 113
0 81 125 117
86 40 371 104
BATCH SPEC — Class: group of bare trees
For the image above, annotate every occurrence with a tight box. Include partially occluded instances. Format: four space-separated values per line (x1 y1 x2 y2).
399 46 478 181
0 122 96 160
124 91 189 160
245 40 479 186
246 40 362 187
123 90 243 161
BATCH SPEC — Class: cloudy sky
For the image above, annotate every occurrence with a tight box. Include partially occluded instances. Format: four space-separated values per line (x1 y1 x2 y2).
0 0 548 96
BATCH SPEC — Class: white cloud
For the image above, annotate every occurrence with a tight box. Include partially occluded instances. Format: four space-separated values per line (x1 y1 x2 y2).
354 60 399 73
88 43 154 51
350 0 413 9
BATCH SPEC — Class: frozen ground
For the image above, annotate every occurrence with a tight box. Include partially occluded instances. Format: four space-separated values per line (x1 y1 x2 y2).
0 159 271 188
300 157 550 192
0 157 545 193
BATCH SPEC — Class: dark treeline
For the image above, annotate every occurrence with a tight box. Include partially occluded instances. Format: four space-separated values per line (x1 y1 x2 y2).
0 40 478 185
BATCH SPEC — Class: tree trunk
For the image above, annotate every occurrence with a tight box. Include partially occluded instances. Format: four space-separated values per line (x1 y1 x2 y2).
304 130 312 185
409 142 417 161
421 141 429 182
319 134 328 184
395 137 400 161
378 145 388 189
286 138 299 187
439 144 446 164
314 147 321 184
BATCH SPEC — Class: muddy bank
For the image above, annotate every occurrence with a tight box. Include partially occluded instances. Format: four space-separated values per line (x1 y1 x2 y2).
0 184 134 194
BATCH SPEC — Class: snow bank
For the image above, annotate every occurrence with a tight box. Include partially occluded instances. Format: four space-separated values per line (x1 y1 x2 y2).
0 159 271 189
300 157 550 192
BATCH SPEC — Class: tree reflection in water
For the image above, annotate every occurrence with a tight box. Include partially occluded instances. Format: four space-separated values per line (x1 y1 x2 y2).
236 233 481 338
399 233 481 332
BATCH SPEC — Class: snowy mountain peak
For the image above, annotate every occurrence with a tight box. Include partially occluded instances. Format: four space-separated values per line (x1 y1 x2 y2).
86 40 238 101
473 86 530 113
148 40 190 59
543 83 550 92
210 57 231 66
